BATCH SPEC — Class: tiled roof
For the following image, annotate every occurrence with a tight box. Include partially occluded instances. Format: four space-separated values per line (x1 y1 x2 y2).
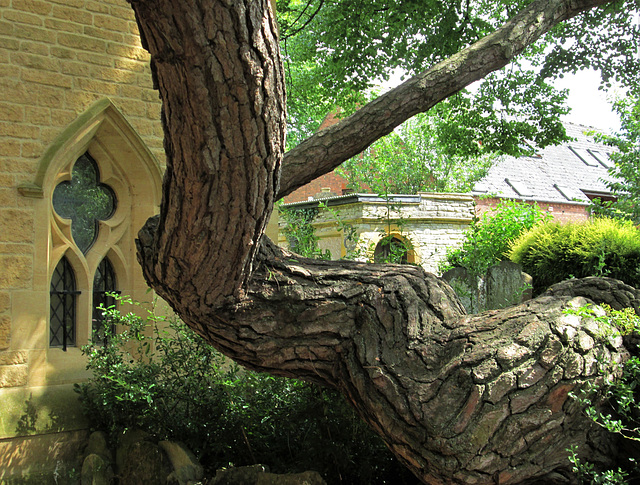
471 123 616 204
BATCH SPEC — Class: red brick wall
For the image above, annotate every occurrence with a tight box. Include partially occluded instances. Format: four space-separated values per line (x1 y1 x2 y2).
474 197 590 224
283 171 350 203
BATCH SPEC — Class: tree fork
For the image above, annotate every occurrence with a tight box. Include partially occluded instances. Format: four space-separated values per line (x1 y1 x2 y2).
129 0 630 483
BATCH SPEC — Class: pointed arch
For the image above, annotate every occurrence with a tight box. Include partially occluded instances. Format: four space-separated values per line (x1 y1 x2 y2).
27 98 163 351
18 98 162 205
50 255 79 351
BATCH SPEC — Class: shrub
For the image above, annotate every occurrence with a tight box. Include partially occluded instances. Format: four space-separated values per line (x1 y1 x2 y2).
440 200 550 276
77 296 418 484
510 217 640 295
279 205 331 259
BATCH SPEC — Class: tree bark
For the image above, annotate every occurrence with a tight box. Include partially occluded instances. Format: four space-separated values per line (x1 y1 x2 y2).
128 0 630 483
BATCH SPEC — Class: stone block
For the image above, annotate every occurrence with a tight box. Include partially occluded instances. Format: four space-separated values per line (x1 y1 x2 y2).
51 4 93 24
12 0 53 15
57 32 106 54
0 255 32 289
21 67 73 89
3 9 43 27
0 364 28 388
0 291 10 313
0 315 10 349
0 351 27 365
0 102 24 123
14 24 56 43
0 209 33 243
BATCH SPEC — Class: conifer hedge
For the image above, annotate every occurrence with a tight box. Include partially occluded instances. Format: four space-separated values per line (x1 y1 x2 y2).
510 217 640 295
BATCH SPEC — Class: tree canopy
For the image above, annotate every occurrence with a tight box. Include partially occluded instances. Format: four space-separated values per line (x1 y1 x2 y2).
337 111 497 194
278 0 640 156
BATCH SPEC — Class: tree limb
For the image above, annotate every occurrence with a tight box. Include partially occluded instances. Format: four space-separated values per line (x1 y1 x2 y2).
277 0 612 199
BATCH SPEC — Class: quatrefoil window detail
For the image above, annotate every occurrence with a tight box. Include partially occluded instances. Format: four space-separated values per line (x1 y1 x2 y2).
53 153 116 254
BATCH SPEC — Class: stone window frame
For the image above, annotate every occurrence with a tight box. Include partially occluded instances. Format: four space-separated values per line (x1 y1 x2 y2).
20 99 162 360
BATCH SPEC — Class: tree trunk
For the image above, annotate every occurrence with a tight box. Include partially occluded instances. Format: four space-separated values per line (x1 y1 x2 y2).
128 0 629 483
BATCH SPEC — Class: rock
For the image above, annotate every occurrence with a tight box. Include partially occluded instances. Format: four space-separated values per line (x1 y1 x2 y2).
119 437 171 485
82 453 114 485
210 465 326 485
159 441 204 485
115 428 151 472
86 431 113 463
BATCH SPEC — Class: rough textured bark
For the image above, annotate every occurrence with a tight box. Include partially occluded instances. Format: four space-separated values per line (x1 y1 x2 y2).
128 0 631 483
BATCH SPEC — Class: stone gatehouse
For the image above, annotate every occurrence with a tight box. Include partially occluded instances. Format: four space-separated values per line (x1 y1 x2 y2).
279 193 475 273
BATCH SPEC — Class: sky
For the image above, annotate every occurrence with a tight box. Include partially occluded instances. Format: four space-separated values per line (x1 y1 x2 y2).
555 69 622 133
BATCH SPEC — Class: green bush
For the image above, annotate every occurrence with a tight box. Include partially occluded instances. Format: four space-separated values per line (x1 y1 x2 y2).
279 205 331 259
510 217 640 295
77 296 418 484
440 200 550 276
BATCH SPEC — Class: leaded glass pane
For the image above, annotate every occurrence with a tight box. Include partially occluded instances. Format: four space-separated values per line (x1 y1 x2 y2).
93 258 117 344
50 256 78 350
53 153 116 254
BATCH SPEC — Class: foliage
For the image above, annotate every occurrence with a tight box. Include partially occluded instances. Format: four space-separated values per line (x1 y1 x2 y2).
440 200 550 276
276 0 640 152
510 217 640 295
279 205 331 259
77 296 419 483
337 111 497 194
568 446 632 485
591 97 640 224
564 304 640 483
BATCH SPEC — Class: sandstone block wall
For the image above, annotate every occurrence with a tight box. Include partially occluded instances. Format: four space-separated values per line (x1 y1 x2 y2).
0 0 164 357
0 2 166 478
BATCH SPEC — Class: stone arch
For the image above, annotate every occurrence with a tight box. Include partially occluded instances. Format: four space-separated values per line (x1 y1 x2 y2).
373 233 417 265
22 98 162 352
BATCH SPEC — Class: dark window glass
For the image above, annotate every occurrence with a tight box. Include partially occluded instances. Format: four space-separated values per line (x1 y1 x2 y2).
50 256 79 350
52 153 116 254
92 257 118 345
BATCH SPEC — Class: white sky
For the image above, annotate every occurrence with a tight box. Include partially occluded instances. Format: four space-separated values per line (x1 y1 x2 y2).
555 69 622 133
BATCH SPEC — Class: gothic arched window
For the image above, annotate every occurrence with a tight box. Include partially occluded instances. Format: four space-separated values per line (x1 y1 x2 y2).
50 256 79 351
92 257 118 344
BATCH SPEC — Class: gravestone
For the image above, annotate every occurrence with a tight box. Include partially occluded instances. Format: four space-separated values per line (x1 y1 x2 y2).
442 262 532 314
486 261 532 310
